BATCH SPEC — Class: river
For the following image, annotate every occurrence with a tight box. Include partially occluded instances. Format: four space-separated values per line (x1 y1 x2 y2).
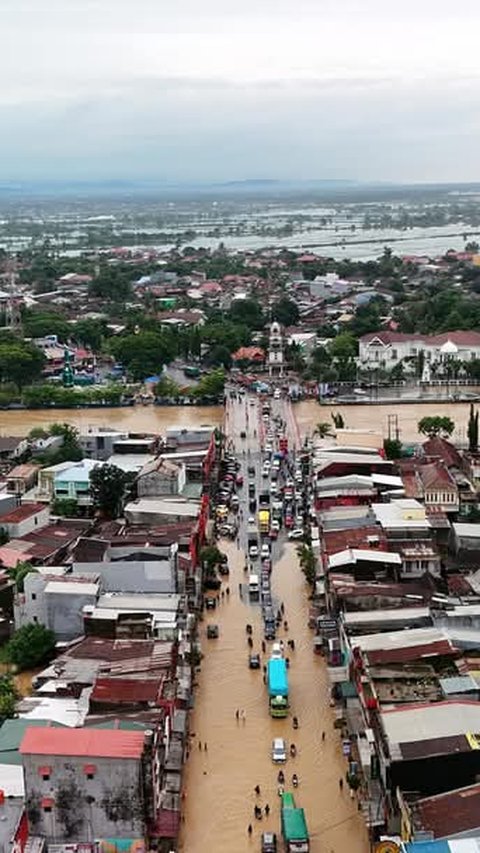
0 399 475 444
0 406 223 438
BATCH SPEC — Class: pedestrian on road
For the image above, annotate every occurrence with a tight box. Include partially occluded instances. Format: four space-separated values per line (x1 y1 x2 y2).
226 586 230 596
262 641 266 653
349 788 355 800
204 742 208 751
236 709 239 720
247 824 252 836
339 778 344 791
322 731 326 742
254 785 260 795
198 741 201 750
265 804 270 817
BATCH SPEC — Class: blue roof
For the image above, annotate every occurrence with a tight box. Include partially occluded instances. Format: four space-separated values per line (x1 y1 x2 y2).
404 842 450 852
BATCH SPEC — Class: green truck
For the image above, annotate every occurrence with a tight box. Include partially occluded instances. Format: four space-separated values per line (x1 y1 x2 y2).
281 792 309 853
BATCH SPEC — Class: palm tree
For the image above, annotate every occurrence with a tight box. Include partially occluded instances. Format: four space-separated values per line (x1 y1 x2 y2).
314 422 333 438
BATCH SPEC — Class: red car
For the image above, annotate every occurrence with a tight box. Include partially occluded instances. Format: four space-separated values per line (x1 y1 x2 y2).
285 515 294 528
236 474 244 486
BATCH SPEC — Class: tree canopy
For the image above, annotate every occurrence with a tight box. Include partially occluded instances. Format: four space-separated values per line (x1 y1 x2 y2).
228 298 264 330
110 331 174 380
271 297 300 327
418 415 455 438
5 623 56 671
0 338 45 388
90 464 135 518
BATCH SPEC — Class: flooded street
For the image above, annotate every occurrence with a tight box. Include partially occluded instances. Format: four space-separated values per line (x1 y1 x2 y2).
179 394 368 853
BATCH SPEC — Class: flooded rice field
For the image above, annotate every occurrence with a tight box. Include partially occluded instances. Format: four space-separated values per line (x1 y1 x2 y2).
178 539 368 853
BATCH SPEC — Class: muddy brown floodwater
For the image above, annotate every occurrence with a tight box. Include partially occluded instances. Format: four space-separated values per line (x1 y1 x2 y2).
179 538 368 853
0 406 223 437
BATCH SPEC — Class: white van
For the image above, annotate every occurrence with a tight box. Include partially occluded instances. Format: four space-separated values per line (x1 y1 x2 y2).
249 574 259 596
271 642 284 660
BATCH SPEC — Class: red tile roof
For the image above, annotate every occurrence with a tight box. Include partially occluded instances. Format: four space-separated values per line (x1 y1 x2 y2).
361 330 480 346
20 726 145 759
231 346 265 362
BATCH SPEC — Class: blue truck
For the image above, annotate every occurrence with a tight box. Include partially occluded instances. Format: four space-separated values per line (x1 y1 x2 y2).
267 658 289 718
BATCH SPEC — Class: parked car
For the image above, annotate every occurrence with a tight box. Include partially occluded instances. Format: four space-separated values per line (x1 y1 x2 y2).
249 653 261 669
207 624 219 639
205 596 217 609
288 528 304 541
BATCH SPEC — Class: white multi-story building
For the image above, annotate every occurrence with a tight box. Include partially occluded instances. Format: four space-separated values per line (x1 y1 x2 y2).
268 321 285 378
359 330 480 368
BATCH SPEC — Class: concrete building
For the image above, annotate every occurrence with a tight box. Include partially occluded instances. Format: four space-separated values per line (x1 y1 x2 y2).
0 503 50 539
6 464 40 496
79 427 128 461
17 570 99 641
38 461 77 500
72 558 177 594
359 330 480 369
20 726 151 843
124 497 200 526
54 459 104 506
137 458 186 498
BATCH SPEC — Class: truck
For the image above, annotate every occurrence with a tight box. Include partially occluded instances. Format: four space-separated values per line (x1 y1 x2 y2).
267 658 289 717
258 509 270 534
248 573 259 598
281 792 309 853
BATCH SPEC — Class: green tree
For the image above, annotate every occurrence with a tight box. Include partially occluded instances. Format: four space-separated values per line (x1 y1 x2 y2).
0 674 17 720
329 333 358 360
297 544 316 587
89 266 132 301
155 375 181 399
418 415 455 439
271 297 300 326
383 438 403 460
193 368 226 399
0 340 45 388
4 623 56 671
110 331 174 380
468 404 479 453
228 298 264 330
314 422 333 438
72 319 109 351
22 311 71 342
90 464 135 518
200 545 225 577
331 412 345 429
204 345 232 369
8 561 37 594
51 498 79 517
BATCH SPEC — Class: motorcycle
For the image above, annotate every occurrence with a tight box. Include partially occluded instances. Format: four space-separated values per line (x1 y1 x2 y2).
277 770 285 785
292 774 299 788
292 716 299 730
290 744 297 758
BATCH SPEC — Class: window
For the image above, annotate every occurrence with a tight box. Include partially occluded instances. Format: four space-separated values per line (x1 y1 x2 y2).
33 616 38 623
43 806 52 813
42 773 50 781
31 593 36 601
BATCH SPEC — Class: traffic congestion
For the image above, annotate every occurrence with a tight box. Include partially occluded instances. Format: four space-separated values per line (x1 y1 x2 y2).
178 388 368 853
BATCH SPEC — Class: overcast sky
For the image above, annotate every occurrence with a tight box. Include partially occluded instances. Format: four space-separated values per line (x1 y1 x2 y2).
2 0 480 183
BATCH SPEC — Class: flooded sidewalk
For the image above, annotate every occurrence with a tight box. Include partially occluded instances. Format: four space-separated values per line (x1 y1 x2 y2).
179 538 369 853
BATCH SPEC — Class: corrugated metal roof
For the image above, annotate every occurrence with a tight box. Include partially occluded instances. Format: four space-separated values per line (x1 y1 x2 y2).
91 677 163 704
20 726 146 759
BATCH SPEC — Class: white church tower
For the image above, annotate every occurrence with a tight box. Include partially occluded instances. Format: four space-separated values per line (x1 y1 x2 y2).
268 321 284 378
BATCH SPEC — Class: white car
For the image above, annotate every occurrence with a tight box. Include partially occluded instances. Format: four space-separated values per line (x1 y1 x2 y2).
288 528 304 541
271 738 287 763
261 543 271 558
248 516 255 526
249 544 259 558
274 389 281 399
